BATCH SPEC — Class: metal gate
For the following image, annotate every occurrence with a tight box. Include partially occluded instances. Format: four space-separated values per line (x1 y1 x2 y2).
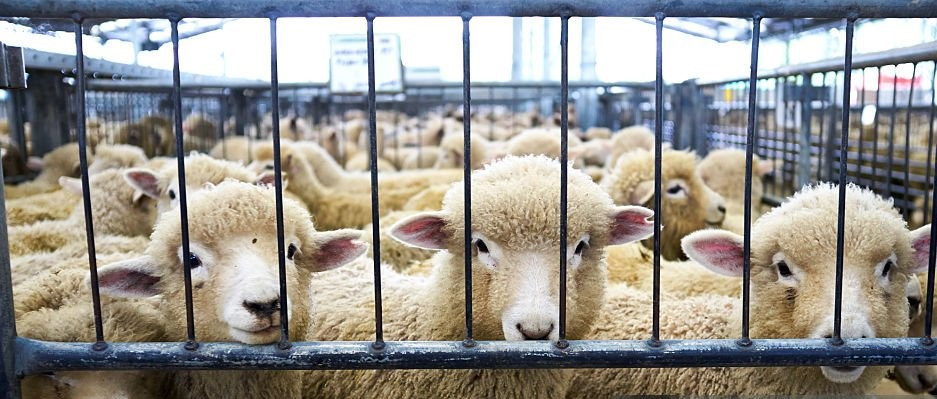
3 1 937 398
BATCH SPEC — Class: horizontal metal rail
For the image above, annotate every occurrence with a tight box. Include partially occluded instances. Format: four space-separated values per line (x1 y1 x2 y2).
0 0 935 18
14 337 937 373
85 79 656 91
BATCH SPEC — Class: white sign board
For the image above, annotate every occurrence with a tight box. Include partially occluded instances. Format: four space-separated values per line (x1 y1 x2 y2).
330 34 403 94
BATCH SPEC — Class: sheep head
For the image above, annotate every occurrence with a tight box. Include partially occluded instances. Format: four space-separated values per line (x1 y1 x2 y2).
93 181 367 344
391 155 654 341
682 183 929 385
603 148 725 260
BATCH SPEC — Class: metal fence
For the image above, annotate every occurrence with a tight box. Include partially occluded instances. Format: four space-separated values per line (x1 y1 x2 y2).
3 1 937 398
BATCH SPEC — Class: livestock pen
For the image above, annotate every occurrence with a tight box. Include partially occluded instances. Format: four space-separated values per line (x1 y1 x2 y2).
1 1 937 397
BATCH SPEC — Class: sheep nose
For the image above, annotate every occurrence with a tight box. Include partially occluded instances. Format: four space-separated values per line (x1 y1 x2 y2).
244 298 280 317
717 205 726 214
516 322 554 340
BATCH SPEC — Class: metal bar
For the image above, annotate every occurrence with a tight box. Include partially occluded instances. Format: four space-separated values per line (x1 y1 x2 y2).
816 73 827 181
927 63 937 342
856 68 866 188
797 72 812 187
72 18 107 349
86 79 655 92
872 67 882 190
825 71 839 181
741 15 761 345
650 12 664 346
170 17 198 349
832 17 856 345
461 12 474 347
365 14 384 350
903 62 916 220
557 13 569 348
15 337 937 373
268 16 291 349
886 65 898 198
4 0 937 18
0 94 20 399
926 62 937 238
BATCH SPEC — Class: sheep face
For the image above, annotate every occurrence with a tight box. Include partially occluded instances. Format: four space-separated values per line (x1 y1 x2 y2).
893 275 937 393
604 149 726 260
392 155 654 341
93 182 367 344
683 184 932 385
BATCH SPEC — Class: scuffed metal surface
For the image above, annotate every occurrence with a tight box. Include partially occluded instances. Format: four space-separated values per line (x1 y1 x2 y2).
14 337 937 375
0 0 933 18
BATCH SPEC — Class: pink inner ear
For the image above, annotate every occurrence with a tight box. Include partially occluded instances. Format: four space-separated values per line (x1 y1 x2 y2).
99 269 160 297
127 171 159 197
692 240 743 274
913 237 931 269
316 237 363 270
610 211 653 244
256 174 276 187
397 217 449 248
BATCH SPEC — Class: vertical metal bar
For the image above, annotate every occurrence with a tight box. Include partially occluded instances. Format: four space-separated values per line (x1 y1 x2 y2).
857 68 866 188
170 17 198 349
0 88 20 399
832 17 856 345
557 13 570 349
740 14 762 345
826 71 840 182
926 66 937 343
488 86 495 140
925 63 937 235
771 78 779 196
903 63 917 219
887 65 899 198
798 73 813 187
72 18 106 349
461 12 474 347
365 14 385 350
650 12 664 346
268 16 291 349
780 77 789 194
817 74 828 181
872 67 882 191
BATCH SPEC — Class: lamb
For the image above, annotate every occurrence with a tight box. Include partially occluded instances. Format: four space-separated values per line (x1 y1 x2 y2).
11 234 149 288
568 183 930 396
601 148 726 260
7 168 158 257
398 146 440 170
434 133 495 170
208 136 255 164
115 115 174 156
603 242 740 296
4 143 89 199
93 180 367 399
506 128 583 167
696 147 776 234
87 143 148 174
123 152 259 215
302 155 655 397
884 274 937 394
606 124 667 167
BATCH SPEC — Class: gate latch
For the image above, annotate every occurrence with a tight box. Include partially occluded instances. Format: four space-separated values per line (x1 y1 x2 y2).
0 42 26 89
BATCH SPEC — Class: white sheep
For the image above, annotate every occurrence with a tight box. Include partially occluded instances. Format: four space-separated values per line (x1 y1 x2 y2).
4 143 90 199
696 148 776 234
569 183 930 396
302 155 655 397
93 181 367 399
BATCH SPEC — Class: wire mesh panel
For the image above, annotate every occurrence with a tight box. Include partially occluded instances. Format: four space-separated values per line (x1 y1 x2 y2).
1 2 937 399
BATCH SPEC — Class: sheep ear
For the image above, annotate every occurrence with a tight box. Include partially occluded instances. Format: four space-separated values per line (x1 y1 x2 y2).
26 156 43 171
58 176 83 195
254 172 284 189
629 180 655 205
93 256 161 298
909 225 933 273
301 229 368 272
390 211 449 250
123 168 161 199
608 206 655 245
681 230 745 277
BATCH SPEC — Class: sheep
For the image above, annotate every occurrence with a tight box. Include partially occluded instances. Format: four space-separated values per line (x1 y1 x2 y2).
302 155 655 397
116 115 174 156
4 143 89 199
696 147 776 234
568 183 930 396
506 128 583 165
11 234 149 288
7 169 158 257
5 188 80 226
601 148 726 260
603 242 740 296
359 211 436 274
606 125 673 168
402 183 453 211
398 146 441 170
123 153 259 215
344 151 397 172
87 143 148 174
584 126 612 140
885 274 937 394
434 133 494 170
93 180 367 399
14 265 169 399
208 136 255 164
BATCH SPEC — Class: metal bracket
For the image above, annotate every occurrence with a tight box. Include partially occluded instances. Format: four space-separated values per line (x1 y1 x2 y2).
0 43 26 89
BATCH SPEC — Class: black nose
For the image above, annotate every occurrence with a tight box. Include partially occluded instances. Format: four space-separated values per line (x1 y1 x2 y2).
717 205 726 213
244 299 280 317
517 323 554 340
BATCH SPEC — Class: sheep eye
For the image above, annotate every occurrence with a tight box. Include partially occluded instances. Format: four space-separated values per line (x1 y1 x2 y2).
574 240 588 255
666 185 682 195
882 260 894 277
287 243 297 260
475 239 489 254
777 260 792 278
168 189 176 200
187 253 202 269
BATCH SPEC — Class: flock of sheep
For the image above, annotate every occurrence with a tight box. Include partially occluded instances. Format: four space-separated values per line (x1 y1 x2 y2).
4 105 936 398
